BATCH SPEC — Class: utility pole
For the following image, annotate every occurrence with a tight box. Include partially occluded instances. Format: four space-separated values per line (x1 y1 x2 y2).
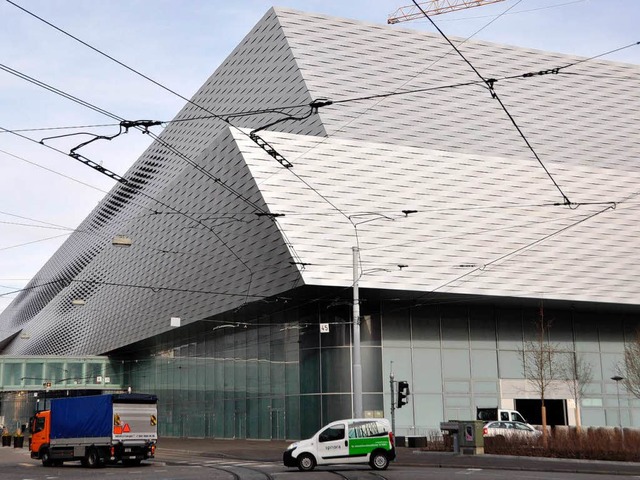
352 246 363 418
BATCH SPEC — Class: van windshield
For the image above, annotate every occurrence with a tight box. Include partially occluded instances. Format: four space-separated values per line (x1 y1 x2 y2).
511 412 526 423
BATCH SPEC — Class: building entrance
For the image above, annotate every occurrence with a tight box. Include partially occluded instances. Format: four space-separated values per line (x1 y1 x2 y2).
515 399 567 426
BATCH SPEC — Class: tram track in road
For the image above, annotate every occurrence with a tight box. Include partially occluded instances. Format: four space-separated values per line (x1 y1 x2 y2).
205 462 276 480
159 452 394 479
327 469 390 480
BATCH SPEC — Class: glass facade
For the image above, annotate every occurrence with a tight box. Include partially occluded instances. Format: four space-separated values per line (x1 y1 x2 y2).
0 356 121 431
4 292 634 440
120 299 384 440
382 301 640 435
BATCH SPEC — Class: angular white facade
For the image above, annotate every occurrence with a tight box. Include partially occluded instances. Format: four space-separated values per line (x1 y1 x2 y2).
0 8 639 437
1 7 638 355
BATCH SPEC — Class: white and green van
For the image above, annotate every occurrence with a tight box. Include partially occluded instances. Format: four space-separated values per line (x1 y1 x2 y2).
283 418 396 471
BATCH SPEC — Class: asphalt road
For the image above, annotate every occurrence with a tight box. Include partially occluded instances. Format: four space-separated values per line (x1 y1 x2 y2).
2 443 640 480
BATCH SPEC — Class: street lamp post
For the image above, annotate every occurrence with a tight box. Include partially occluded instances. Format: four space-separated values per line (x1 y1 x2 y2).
611 375 624 430
352 246 363 418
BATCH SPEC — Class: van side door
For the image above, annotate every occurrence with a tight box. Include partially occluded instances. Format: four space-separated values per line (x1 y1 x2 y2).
316 421 349 464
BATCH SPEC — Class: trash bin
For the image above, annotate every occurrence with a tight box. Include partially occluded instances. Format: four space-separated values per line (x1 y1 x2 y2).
407 436 427 448
457 420 484 455
440 421 460 453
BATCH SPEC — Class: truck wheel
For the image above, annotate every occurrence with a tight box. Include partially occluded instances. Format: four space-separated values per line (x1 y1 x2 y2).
297 453 316 471
84 448 101 468
41 448 53 467
369 451 389 470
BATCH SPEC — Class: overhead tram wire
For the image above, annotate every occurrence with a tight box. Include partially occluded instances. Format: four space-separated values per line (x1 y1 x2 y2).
380 200 622 317
0 60 290 218
0 233 72 252
0 277 266 301
0 68 285 307
0 68 308 305
0 65 267 234
5 37 638 141
4 0 317 157
0 147 109 194
7 2 635 288
278 0 526 174
411 0 571 206
421 203 617 298
0 122 254 281
0 122 121 134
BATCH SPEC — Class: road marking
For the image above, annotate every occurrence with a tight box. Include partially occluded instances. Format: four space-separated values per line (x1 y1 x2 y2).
457 468 484 475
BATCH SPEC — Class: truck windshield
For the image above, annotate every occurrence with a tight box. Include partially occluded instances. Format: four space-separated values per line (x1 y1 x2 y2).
32 416 45 434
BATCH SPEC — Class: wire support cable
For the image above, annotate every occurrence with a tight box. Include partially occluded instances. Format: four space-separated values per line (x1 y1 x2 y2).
4 0 314 166
6 35 638 139
411 0 572 206
415 202 617 305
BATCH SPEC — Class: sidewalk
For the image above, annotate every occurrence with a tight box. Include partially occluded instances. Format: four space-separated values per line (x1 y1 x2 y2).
156 437 640 476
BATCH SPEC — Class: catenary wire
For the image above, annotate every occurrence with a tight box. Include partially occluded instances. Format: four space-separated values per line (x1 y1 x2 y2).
411 0 571 205
0 148 109 194
4 38 638 141
1 124 256 295
0 61 304 279
4 2 638 324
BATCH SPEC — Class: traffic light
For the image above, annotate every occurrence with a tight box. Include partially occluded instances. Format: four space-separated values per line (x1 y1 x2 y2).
397 380 410 408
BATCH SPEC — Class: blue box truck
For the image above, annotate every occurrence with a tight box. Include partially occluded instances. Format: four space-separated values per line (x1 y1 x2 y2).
30 393 157 467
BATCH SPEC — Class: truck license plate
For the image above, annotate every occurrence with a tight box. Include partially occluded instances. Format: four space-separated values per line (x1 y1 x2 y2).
125 448 131 453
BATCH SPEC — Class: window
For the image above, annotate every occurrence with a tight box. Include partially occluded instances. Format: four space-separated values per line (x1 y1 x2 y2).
32 417 45 434
349 420 388 438
511 412 526 423
319 425 345 442
500 412 509 421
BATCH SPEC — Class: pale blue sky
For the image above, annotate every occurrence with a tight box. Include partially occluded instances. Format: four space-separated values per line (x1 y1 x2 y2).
1 0 638 314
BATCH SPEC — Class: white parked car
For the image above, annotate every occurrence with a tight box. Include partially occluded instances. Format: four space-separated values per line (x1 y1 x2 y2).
482 421 541 439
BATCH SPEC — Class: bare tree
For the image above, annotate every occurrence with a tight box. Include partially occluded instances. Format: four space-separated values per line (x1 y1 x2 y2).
519 303 564 439
561 352 593 429
621 329 640 398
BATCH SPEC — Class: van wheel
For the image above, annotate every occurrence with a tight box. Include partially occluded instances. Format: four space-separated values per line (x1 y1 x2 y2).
297 453 316 471
41 448 53 467
370 451 389 470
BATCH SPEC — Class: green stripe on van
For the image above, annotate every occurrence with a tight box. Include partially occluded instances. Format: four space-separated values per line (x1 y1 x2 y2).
348 437 389 456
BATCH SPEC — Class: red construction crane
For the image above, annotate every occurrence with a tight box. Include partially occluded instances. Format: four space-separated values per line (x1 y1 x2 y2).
388 0 507 24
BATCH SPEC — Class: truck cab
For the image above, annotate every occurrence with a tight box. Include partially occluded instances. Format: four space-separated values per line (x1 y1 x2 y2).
30 411 52 464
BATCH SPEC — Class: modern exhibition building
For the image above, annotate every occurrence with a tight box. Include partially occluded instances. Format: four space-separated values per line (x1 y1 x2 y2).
1 8 639 439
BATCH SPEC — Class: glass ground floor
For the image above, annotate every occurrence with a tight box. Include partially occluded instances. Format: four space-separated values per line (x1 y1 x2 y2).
2 290 639 439
111 290 640 439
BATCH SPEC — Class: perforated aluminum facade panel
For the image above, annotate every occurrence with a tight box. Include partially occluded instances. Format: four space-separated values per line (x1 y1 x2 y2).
0 8 638 355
